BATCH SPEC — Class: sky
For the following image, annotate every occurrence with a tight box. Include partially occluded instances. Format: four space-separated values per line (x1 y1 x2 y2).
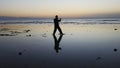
0 0 120 18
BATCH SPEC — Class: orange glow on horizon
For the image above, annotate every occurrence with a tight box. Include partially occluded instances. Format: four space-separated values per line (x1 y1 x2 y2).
0 0 120 18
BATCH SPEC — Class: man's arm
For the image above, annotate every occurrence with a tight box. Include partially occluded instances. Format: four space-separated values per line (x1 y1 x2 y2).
59 18 61 22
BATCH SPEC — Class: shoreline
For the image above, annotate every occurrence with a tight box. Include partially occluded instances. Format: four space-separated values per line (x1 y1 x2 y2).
1 22 120 25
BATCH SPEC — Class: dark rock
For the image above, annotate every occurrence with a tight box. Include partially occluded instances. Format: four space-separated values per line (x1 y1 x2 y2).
114 29 117 30
96 57 102 60
26 34 32 37
18 52 22 55
0 34 15 36
24 30 30 33
114 48 117 52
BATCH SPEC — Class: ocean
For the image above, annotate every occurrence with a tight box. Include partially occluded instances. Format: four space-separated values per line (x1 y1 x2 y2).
0 17 120 24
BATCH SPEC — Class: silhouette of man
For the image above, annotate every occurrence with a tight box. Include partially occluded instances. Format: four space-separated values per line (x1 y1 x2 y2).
53 15 63 35
53 34 63 53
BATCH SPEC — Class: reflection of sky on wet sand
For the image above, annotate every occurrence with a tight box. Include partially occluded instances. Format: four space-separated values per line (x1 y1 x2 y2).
0 24 120 68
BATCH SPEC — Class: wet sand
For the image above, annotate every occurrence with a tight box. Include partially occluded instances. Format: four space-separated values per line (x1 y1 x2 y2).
0 23 120 68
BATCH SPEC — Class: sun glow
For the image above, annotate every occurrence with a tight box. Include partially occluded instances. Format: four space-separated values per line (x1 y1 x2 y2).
0 0 120 18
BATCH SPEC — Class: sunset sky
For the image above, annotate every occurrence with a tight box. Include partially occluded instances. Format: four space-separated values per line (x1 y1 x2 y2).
0 0 120 18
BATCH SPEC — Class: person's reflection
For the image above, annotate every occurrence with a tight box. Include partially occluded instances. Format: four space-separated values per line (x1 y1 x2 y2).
53 34 63 53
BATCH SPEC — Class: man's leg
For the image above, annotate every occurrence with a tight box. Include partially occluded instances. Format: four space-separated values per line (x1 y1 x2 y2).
58 26 63 34
53 27 57 34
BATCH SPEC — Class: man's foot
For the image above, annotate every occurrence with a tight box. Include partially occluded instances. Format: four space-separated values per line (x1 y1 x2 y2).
53 33 55 35
60 33 64 35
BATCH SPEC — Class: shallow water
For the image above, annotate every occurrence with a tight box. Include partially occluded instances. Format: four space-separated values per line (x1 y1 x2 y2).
0 24 120 68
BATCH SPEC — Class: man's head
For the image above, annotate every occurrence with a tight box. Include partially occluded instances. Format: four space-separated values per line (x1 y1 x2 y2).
55 15 58 18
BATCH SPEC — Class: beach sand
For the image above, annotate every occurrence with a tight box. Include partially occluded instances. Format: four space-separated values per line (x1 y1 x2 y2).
0 23 120 68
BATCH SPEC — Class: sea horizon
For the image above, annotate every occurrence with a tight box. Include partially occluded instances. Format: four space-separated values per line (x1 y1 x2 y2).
0 16 120 24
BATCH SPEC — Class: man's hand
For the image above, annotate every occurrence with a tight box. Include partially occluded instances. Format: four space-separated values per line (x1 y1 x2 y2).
60 18 61 21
